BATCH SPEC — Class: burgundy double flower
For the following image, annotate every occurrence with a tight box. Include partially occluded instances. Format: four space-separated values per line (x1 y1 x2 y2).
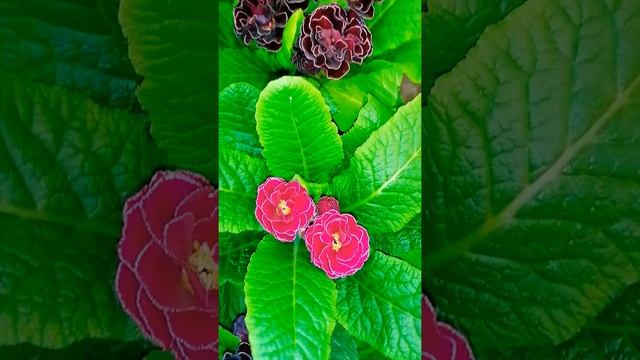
234 0 309 51
347 0 383 19
115 171 218 360
295 4 373 79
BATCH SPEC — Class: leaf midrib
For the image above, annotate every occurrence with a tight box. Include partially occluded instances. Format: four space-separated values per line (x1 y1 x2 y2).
427 75 640 270
0 203 117 237
343 146 421 212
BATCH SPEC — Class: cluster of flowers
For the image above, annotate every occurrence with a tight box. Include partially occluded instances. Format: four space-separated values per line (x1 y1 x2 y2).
255 177 370 278
115 171 218 360
233 0 382 79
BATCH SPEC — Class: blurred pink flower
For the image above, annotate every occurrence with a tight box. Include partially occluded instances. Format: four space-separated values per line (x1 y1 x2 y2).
115 171 218 360
423 295 474 360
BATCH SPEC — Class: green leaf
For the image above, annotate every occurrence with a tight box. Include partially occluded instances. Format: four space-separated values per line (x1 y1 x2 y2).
256 76 344 182
245 237 337 360
426 0 640 353
119 0 216 181
0 73 160 347
0 0 140 110
0 339 153 360
219 83 262 158
220 48 274 90
356 340 388 360
336 252 421 359
143 350 174 360
322 61 403 132
220 231 261 285
219 326 242 358
219 281 246 329
373 216 421 269
333 95 421 234
219 150 267 233
276 9 304 70
342 95 394 157
425 0 526 91
219 1 239 48
330 324 358 360
369 0 421 57
376 39 422 83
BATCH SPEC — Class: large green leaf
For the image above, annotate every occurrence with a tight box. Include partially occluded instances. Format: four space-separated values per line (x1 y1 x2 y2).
373 216 421 269
369 0 421 57
0 339 153 360
336 252 421 359
219 83 262 158
426 0 640 354
341 95 394 157
425 0 526 91
334 95 421 234
321 60 403 132
256 76 343 183
0 73 160 347
245 237 337 360
489 281 640 359
0 0 139 110
119 0 216 181
219 326 241 359
219 150 267 233
219 48 273 91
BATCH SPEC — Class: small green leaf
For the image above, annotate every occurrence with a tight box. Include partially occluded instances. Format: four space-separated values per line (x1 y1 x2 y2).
220 48 274 90
143 350 174 360
369 0 420 57
256 76 344 182
330 324 358 360
245 237 337 360
219 150 267 233
333 95 421 233
219 83 262 158
336 252 421 359
119 0 216 180
276 9 304 70
219 327 242 359
342 95 394 157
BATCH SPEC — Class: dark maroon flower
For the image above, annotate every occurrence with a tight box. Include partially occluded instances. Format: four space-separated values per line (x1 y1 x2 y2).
292 44 320 75
297 4 373 79
316 196 339 215
223 342 252 360
115 171 218 360
234 0 309 51
423 295 474 360
347 0 383 19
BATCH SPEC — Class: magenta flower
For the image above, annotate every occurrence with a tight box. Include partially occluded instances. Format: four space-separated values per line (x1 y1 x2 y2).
423 295 474 360
316 196 340 215
296 4 373 79
255 177 315 241
347 0 383 19
304 209 369 278
115 171 218 360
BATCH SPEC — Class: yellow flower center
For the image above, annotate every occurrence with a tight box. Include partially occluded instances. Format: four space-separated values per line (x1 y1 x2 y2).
331 232 342 252
278 199 291 216
188 241 216 291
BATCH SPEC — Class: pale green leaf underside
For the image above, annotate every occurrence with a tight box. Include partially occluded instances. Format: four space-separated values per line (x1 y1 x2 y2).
245 237 337 360
0 73 160 347
335 95 422 234
256 76 343 183
426 0 640 353
337 252 421 359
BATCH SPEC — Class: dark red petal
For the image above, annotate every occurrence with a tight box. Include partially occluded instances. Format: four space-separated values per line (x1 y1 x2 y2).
119 204 152 267
168 310 217 348
175 187 216 220
115 264 149 335
137 290 172 348
137 242 203 311
141 172 204 242
163 212 195 262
